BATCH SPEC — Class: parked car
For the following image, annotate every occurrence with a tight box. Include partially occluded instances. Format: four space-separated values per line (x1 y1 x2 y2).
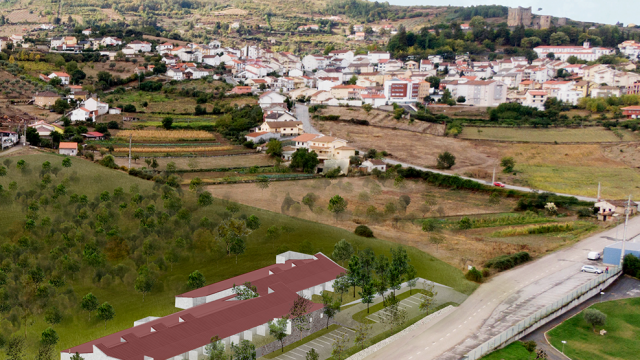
493 182 505 188
587 252 601 260
581 265 603 274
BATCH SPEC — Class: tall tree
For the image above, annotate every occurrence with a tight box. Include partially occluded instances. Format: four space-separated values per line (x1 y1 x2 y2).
96 302 115 330
268 317 289 353
347 255 362 297
205 336 226 360
134 266 155 302
289 296 312 341
187 270 206 290
331 239 354 266
321 291 341 329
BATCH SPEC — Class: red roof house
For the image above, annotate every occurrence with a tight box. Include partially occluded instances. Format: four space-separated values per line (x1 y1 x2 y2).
62 252 345 360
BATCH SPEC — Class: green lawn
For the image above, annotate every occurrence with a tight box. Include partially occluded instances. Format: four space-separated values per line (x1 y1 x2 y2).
515 164 640 199
0 151 476 356
480 341 534 360
461 127 639 143
547 298 640 360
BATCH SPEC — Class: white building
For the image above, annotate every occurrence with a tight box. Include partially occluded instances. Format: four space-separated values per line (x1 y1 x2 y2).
58 142 78 156
618 40 640 59
383 78 421 104
83 98 109 115
302 55 330 70
533 42 614 62
444 80 507 107
69 107 97 122
367 51 390 64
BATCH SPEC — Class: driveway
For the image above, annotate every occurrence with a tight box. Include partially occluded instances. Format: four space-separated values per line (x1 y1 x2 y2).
295 104 319 134
363 217 640 360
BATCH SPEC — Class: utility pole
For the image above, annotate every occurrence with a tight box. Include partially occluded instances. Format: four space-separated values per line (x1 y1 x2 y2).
620 195 632 266
128 134 132 169
492 167 496 184
597 182 601 201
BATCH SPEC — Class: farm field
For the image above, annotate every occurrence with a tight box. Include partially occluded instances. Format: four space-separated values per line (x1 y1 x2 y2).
210 176 600 269
547 298 640 360
113 154 274 170
315 107 446 135
0 148 476 357
114 130 216 141
315 120 640 199
460 127 640 143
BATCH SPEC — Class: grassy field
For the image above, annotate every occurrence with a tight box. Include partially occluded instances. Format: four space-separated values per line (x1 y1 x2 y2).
460 127 639 143
547 298 640 360
515 164 640 199
480 341 535 360
0 150 476 356
113 154 275 169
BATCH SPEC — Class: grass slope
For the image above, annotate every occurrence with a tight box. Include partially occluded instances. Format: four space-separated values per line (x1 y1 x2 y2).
547 298 640 360
0 152 476 356
480 341 533 360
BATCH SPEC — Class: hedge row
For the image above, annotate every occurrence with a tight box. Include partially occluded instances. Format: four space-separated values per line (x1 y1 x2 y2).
484 252 531 271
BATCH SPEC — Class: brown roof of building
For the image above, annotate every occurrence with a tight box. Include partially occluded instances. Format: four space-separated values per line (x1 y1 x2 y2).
263 121 302 129
59 142 77 149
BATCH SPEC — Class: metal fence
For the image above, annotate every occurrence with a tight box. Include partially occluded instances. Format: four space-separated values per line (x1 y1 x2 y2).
463 266 622 360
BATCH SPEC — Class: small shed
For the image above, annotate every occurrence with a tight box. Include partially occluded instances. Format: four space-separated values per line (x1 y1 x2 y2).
59 142 78 156
602 241 640 265
82 132 105 140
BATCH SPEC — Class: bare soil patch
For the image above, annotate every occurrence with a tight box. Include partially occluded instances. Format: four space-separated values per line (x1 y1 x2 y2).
316 107 445 135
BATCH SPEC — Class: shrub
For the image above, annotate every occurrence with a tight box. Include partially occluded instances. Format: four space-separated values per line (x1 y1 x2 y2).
459 216 472 230
577 207 594 218
354 225 374 238
622 254 640 277
481 268 491 278
485 252 531 271
436 151 456 169
99 155 119 169
465 267 483 282
583 308 607 332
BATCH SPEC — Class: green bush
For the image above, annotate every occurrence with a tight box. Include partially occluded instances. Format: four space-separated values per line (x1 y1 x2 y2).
577 207 594 218
481 268 491 278
465 267 483 282
485 252 531 271
354 225 374 238
623 254 640 277
459 216 472 230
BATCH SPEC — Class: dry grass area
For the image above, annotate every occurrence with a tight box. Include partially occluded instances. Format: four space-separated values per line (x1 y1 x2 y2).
100 8 122 21
82 60 140 79
115 130 216 141
6 9 44 23
143 35 189 47
461 127 640 143
213 8 248 15
312 119 500 172
313 119 640 198
208 177 599 270
316 107 445 135
114 154 274 169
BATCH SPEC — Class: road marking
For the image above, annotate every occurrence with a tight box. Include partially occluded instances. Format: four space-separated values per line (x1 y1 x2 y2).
281 354 297 360
342 328 355 333
417 352 421 355
308 341 324 348
366 317 379 323
314 339 332 345
446 333 450 337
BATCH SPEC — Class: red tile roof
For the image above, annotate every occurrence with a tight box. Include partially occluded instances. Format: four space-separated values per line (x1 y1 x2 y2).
63 254 343 360
59 142 77 149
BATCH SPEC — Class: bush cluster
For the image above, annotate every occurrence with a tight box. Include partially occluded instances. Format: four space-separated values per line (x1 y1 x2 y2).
354 225 374 238
485 252 531 271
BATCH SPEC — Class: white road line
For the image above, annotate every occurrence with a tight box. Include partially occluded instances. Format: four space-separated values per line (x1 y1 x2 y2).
366 317 379 323
404 299 420 305
308 341 324 348
314 339 332 345
342 328 355 333
281 354 298 360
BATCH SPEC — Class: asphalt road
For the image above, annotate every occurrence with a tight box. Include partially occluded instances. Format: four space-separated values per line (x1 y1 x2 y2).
295 103 319 134
364 216 640 360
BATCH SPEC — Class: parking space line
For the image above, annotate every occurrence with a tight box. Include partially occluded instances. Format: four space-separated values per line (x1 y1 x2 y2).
308 341 324 348
281 354 298 360
314 338 332 345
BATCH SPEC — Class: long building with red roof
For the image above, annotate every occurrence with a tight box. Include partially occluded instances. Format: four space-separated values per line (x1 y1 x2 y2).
61 252 344 360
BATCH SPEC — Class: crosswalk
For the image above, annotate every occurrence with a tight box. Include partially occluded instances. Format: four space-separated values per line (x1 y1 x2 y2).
272 327 355 360
366 294 422 323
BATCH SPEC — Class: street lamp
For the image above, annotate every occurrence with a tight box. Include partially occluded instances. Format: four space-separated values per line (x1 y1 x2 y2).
600 291 605 303
561 340 567 354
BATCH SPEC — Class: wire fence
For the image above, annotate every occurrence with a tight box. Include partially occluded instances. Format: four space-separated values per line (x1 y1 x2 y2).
463 266 622 360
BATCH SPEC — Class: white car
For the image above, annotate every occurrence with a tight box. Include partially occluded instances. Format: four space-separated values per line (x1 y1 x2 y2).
581 265 603 274
587 252 601 260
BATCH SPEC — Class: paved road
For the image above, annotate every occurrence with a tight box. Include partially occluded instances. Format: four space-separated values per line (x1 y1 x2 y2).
295 103 319 134
522 275 640 360
364 216 640 360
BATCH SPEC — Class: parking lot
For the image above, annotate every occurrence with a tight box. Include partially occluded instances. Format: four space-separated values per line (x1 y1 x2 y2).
365 293 424 324
271 327 355 360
